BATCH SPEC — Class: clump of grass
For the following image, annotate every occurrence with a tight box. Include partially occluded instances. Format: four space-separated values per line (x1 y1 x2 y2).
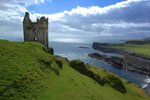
69 60 127 93
69 60 102 83
42 47 54 55
55 59 63 69
69 60 87 74
102 75 127 93
47 47 54 54
50 67 60 76
38 58 61 76
38 58 52 68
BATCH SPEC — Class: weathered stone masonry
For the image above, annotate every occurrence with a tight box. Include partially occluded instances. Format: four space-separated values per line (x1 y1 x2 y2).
23 12 49 48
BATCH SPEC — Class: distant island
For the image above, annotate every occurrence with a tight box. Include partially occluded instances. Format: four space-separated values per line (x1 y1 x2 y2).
79 46 90 49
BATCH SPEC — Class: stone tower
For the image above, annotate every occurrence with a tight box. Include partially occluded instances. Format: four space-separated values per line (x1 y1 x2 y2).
23 12 49 48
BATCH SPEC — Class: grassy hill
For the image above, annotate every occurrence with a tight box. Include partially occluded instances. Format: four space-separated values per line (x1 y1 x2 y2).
111 43 150 56
0 39 149 100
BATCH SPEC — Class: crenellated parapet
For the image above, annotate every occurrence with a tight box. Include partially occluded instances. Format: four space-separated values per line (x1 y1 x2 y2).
38 17 48 29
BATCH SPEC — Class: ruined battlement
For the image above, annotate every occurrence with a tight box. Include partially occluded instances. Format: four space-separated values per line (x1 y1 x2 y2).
23 12 49 48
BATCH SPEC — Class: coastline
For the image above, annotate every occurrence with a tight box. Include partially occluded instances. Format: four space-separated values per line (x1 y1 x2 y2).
88 42 150 96
91 42 150 76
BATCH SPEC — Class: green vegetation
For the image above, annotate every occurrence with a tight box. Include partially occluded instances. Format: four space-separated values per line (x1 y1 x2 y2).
111 43 150 56
0 39 149 100
125 39 150 44
47 47 54 54
69 60 126 93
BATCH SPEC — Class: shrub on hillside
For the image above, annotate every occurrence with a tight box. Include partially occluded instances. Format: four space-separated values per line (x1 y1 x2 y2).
38 58 60 76
102 75 127 94
38 59 51 68
69 60 103 85
55 59 63 69
43 47 54 54
69 60 87 74
47 48 54 54
87 70 103 85
51 67 60 76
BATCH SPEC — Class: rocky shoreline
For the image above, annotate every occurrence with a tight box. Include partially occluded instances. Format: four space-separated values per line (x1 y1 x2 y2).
89 42 150 76
88 53 124 69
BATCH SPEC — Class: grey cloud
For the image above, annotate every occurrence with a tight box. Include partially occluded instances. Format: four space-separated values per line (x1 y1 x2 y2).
52 0 150 38
0 19 23 39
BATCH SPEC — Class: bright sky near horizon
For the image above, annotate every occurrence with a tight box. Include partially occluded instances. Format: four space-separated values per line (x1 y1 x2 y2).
0 0 150 41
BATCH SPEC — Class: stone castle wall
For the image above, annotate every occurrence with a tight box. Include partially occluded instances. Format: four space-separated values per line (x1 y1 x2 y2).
23 12 49 48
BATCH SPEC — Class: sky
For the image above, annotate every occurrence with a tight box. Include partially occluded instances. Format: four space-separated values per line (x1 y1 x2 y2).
0 0 150 41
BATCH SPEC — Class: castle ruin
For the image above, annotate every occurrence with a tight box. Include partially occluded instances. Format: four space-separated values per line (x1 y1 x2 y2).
23 12 49 48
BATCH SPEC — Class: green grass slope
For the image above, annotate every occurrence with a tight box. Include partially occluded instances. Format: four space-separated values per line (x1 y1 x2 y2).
0 40 149 100
111 44 150 56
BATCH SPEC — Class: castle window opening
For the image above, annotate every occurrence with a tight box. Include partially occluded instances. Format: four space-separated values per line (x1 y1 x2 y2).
33 29 37 33
34 37 37 40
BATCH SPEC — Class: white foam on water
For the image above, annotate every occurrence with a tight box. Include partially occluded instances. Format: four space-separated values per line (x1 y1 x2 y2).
144 77 150 83
142 84 148 89
141 76 150 89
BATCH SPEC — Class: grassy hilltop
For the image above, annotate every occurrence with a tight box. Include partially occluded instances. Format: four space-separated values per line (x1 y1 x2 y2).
111 44 150 56
0 40 149 100
111 40 150 56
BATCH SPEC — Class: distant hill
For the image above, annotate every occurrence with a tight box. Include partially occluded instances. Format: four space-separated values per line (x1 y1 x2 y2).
125 39 150 44
0 40 149 100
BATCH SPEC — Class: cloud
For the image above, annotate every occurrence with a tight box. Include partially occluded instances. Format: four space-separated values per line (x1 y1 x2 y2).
46 0 150 38
0 0 150 41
